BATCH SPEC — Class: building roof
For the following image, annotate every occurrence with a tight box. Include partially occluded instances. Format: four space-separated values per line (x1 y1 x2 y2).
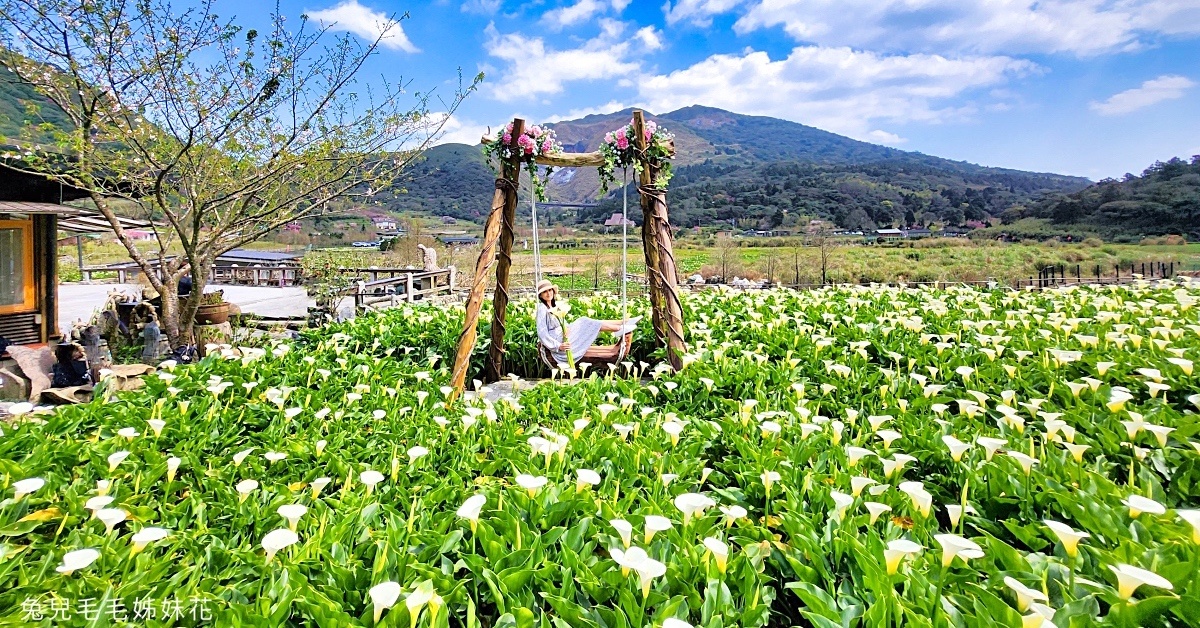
0 201 84 215
58 212 154 234
438 235 479 244
876 228 905 235
216 249 302 264
604 213 634 227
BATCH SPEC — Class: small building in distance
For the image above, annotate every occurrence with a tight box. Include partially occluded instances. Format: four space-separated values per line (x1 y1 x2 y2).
374 219 398 231
603 213 635 228
438 235 479 247
120 229 157 242
441 216 458 225
875 228 905 241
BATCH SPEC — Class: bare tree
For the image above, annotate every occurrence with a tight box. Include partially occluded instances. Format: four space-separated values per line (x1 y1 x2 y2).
807 222 837 285
0 0 479 345
715 232 737 281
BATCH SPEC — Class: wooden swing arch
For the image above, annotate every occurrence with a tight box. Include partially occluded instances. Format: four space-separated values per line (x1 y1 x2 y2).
448 110 687 399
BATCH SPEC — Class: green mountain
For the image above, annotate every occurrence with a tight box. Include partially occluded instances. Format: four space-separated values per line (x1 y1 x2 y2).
390 106 1091 231
1008 157 1200 240
0 72 1120 234
0 69 73 144
374 143 496 221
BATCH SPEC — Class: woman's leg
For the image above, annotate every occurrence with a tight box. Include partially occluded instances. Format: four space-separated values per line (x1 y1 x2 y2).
598 320 623 332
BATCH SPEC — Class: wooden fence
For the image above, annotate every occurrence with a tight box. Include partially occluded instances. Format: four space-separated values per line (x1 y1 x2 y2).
349 267 456 311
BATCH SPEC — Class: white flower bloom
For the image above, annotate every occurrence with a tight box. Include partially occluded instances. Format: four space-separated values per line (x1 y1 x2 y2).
457 494 487 532
12 477 45 499
1043 520 1090 557
1109 563 1173 600
516 474 548 496
107 450 131 472
277 504 308 531
1176 510 1200 544
311 477 332 498
884 539 921 574
934 533 985 567
719 505 747 527
56 548 101 575
131 527 170 554
644 515 673 544
1004 576 1048 612
899 481 933 517
233 448 255 466
703 537 729 573
1123 494 1166 518
865 502 892 524
407 446 429 462
360 470 385 494
261 528 299 562
85 495 114 514
942 435 971 462
674 492 716 526
610 519 634 548
96 508 127 533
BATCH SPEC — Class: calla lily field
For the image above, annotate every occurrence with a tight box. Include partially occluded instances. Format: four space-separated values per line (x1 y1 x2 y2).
3 280 1200 626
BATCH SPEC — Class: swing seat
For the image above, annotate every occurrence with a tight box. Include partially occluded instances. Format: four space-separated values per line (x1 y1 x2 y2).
539 332 633 372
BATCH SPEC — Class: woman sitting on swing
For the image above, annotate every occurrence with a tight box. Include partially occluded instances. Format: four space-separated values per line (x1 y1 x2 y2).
535 280 639 366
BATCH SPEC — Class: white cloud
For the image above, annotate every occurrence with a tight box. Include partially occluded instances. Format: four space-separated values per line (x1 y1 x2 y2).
663 0 745 26
428 113 490 146
635 26 665 50
1090 75 1196 116
483 20 649 101
867 130 907 145
546 100 635 122
637 46 1036 142
306 0 419 53
720 0 1200 56
461 0 503 14
542 0 641 29
542 0 608 29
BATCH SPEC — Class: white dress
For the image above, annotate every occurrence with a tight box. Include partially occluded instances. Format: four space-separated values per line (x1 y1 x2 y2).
536 303 603 365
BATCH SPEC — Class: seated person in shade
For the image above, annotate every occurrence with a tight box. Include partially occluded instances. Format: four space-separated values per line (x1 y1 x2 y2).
52 343 92 388
534 279 639 365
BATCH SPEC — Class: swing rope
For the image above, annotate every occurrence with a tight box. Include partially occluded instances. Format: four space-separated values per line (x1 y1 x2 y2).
621 167 628 324
531 186 542 287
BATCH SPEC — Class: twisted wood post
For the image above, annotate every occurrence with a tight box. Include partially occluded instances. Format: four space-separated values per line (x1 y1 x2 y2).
487 119 526 382
632 111 685 371
449 118 524 400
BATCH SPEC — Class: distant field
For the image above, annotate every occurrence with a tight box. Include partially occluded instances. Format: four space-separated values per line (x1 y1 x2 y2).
520 240 1200 290
60 235 1200 291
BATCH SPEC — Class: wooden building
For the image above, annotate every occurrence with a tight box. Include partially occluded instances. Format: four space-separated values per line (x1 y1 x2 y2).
0 168 90 345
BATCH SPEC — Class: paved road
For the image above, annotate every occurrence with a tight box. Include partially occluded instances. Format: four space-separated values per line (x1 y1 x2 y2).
58 283 318 334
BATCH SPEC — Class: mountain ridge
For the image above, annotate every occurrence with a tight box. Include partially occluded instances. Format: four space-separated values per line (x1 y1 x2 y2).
383 105 1093 231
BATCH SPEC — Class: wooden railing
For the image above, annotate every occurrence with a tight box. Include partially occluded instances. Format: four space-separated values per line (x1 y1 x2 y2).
81 261 302 287
349 267 456 311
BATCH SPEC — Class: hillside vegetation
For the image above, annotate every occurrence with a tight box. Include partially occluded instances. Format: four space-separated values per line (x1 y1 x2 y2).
389 107 1095 232
1002 157 1200 240
0 67 72 144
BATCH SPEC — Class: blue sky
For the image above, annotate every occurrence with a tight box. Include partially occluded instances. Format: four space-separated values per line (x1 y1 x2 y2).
274 0 1200 180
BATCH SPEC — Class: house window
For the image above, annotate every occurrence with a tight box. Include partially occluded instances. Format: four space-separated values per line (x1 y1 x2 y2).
0 219 35 314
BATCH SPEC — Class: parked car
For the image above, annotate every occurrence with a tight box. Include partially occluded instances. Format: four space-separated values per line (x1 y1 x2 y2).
352 241 380 248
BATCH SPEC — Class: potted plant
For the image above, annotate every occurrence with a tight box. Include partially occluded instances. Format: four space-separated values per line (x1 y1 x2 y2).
194 290 231 325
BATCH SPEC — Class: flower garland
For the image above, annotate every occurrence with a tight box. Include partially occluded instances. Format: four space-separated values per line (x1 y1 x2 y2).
597 118 675 194
482 122 563 201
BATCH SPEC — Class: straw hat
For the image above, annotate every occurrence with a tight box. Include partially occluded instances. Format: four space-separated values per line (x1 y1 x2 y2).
536 279 556 297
